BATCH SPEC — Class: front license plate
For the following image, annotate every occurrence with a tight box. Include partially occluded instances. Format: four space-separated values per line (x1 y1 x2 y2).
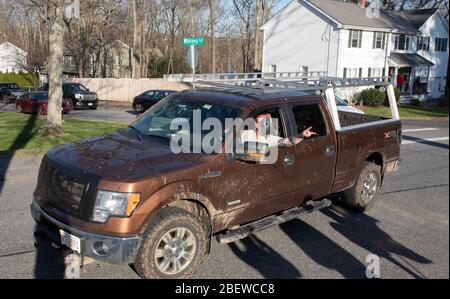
60 230 81 253
88 103 93 106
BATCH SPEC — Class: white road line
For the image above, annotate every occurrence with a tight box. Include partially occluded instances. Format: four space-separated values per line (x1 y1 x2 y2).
402 137 449 145
403 128 440 133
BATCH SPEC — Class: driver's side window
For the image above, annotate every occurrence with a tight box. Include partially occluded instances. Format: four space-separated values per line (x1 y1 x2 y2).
238 106 287 149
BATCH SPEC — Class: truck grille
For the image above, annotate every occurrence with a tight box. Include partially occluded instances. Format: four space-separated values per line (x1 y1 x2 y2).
81 94 97 101
36 156 99 220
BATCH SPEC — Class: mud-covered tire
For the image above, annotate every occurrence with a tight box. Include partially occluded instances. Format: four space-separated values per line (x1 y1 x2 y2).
343 162 382 212
134 207 209 279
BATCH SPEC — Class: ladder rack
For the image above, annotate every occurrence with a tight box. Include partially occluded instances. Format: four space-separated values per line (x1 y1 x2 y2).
169 72 400 130
195 76 391 94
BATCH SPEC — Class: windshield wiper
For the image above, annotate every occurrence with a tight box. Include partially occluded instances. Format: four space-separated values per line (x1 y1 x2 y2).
128 125 144 141
147 133 172 141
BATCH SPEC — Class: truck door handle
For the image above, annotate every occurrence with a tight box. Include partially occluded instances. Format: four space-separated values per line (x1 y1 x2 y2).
284 154 295 166
325 145 335 157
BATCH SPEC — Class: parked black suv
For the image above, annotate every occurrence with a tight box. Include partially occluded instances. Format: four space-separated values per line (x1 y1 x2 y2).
0 83 26 104
132 90 177 113
43 83 99 110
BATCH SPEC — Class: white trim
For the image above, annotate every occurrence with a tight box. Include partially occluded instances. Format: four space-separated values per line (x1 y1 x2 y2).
260 0 298 30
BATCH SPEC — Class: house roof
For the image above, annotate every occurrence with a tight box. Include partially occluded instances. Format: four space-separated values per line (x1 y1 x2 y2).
265 0 442 34
388 53 434 67
381 9 438 34
0 42 27 55
306 0 391 30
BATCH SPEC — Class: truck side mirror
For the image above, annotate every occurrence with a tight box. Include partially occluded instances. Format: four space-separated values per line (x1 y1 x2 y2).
235 141 270 163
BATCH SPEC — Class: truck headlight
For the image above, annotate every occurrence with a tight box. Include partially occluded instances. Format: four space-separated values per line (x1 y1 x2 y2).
75 94 82 99
93 191 141 223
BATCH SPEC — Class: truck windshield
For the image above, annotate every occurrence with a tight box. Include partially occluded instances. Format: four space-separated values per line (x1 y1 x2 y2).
131 96 244 148
65 83 88 91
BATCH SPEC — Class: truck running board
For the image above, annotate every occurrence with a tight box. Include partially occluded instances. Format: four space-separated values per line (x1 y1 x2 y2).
216 199 332 244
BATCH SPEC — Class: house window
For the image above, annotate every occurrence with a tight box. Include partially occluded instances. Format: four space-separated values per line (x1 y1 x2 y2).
349 30 363 48
394 34 410 51
369 68 382 78
373 32 386 49
270 64 277 73
435 38 448 52
343 68 360 78
300 66 309 75
418 36 430 51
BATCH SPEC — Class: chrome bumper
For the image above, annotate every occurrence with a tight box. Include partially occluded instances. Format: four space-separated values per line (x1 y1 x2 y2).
31 200 141 264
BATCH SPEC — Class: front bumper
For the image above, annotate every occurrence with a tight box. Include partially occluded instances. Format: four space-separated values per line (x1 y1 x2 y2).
31 200 141 264
74 100 98 109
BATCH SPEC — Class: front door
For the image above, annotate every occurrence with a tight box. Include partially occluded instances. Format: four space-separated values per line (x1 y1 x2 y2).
217 104 295 227
288 101 337 205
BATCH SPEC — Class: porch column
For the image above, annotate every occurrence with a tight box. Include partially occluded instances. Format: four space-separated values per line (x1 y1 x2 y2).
408 66 414 95
392 67 398 86
426 66 431 95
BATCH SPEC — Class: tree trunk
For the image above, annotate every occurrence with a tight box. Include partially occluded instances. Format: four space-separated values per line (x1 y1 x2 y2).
46 4 64 136
133 0 144 79
254 0 262 72
208 0 217 73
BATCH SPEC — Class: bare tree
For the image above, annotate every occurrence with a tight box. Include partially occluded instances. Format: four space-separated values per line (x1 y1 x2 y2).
208 0 217 73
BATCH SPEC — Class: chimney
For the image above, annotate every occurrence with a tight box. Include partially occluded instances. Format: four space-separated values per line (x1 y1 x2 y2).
358 0 366 8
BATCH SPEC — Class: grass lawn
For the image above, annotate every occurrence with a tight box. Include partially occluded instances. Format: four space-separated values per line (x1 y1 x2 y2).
362 105 449 118
0 112 126 156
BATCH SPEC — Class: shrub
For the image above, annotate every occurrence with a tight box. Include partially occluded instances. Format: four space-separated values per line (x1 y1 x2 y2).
358 88 385 107
0 72 39 87
384 87 401 106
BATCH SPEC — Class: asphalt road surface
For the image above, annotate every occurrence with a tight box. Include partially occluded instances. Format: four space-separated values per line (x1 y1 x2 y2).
0 118 448 279
1 104 138 124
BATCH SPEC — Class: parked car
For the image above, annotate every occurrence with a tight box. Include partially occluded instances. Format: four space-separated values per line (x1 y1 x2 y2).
133 90 177 113
0 82 26 104
336 96 365 114
31 88 401 279
43 83 99 110
16 91 71 115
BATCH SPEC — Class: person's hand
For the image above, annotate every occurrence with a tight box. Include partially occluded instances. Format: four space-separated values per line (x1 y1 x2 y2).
302 127 317 138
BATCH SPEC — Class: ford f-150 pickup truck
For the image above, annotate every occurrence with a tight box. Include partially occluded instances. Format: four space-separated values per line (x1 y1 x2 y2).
31 77 402 279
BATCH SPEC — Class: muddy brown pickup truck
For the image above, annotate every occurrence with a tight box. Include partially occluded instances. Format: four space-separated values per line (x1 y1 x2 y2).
31 78 402 279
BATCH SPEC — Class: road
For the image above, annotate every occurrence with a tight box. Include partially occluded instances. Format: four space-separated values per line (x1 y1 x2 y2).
0 118 448 279
1 103 139 124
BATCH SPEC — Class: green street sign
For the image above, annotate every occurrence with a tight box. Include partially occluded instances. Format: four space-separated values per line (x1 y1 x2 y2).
183 37 205 46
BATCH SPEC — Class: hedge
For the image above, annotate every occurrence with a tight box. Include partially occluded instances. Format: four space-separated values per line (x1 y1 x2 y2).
358 88 386 107
0 72 39 87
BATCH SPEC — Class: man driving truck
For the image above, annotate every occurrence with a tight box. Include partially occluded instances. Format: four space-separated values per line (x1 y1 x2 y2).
241 113 317 147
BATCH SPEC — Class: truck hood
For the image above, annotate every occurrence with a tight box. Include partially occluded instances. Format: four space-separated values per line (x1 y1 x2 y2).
46 131 204 182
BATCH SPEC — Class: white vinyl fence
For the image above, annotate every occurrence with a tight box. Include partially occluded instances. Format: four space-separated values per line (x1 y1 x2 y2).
65 78 191 103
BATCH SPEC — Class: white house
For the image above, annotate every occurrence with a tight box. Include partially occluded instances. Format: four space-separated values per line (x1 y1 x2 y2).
261 0 449 99
0 42 27 73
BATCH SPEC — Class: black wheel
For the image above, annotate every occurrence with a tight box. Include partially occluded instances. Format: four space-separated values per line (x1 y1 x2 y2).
37 106 45 116
67 99 74 111
134 207 209 279
343 162 382 212
135 103 144 113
